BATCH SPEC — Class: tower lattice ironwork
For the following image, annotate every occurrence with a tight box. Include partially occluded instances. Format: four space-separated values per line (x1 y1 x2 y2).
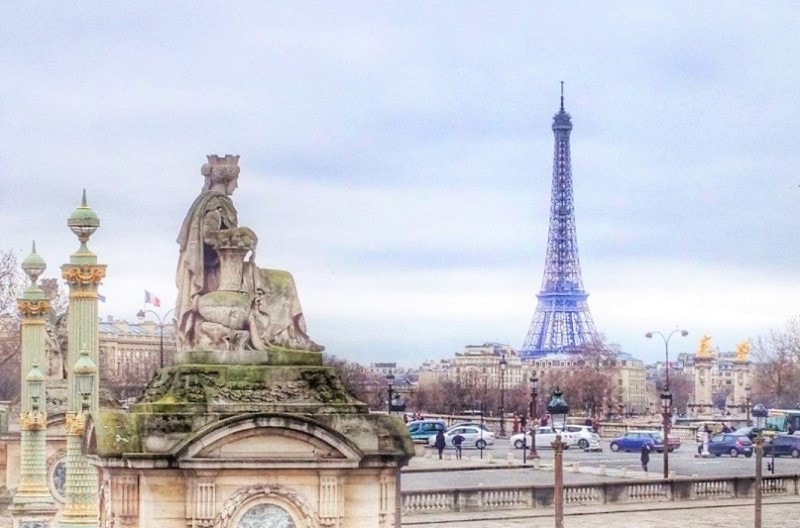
520 86 598 359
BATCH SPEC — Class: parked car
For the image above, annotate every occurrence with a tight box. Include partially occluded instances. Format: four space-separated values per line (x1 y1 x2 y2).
509 426 574 450
707 434 753 458
428 425 496 449
664 432 682 452
564 425 602 451
609 431 664 453
407 420 446 443
447 422 493 433
763 434 800 458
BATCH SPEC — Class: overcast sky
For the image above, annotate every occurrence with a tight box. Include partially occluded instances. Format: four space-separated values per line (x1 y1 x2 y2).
2 2 799 367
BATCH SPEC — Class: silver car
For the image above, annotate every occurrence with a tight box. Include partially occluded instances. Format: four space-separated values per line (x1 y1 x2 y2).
564 425 602 451
428 425 496 449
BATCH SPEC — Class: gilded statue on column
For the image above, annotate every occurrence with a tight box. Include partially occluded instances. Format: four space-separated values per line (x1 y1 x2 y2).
735 341 750 362
697 335 713 358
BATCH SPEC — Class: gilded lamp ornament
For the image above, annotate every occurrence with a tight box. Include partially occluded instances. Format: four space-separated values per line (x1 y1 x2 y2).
21 363 47 430
73 345 97 412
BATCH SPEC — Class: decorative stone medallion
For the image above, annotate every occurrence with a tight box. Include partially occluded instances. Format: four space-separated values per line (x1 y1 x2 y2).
47 454 67 503
237 503 295 528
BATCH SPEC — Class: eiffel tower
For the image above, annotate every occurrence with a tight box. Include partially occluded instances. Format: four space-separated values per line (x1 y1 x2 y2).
520 84 598 359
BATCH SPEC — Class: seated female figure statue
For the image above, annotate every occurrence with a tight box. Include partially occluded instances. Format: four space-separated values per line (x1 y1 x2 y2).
175 155 322 356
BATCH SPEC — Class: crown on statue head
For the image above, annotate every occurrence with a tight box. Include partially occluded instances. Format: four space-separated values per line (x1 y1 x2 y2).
202 154 241 183
206 154 240 166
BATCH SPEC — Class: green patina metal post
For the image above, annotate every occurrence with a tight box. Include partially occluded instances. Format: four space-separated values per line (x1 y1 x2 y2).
9 242 59 526
59 191 104 528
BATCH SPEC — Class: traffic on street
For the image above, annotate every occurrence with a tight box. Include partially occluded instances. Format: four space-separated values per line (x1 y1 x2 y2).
403 435 800 490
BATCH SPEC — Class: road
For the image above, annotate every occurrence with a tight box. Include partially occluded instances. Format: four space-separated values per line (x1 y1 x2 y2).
404 437 800 490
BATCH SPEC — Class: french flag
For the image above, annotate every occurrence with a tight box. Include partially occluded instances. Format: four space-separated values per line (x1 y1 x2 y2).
144 290 161 307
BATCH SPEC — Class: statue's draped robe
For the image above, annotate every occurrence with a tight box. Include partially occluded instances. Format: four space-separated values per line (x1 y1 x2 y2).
176 190 314 351
176 191 238 349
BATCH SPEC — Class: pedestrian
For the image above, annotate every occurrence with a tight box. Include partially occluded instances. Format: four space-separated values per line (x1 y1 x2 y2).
434 430 446 460
697 426 710 455
512 414 520 434
452 433 464 460
640 442 651 472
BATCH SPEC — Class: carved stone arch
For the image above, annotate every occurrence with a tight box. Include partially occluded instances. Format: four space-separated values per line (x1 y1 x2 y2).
212 484 320 528
175 413 363 464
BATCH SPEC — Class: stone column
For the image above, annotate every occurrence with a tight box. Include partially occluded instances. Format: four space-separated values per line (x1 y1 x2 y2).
59 191 104 528
9 243 58 527
693 356 714 416
732 341 751 416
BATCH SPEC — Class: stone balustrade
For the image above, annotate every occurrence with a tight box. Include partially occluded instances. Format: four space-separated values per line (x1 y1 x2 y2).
401 474 800 516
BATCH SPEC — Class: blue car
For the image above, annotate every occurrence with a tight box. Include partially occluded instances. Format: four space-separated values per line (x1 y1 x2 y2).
763 434 800 458
609 430 664 453
708 434 753 458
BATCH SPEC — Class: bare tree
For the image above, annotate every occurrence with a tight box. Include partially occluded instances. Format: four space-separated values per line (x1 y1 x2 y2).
570 341 620 417
323 354 388 410
666 371 694 415
751 318 800 408
0 250 21 401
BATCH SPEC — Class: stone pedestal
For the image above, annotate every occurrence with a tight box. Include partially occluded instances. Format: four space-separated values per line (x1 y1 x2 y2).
87 363 414 528
693 356 714 414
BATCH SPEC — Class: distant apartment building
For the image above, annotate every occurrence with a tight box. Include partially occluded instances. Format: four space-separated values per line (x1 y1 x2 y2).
415 342 647 417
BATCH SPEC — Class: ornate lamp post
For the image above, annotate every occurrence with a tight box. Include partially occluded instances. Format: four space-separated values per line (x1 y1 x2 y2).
645 328 689 392
386 373 395 413
529 376 540 460
547 387 570 528
137 308 175 369
499 354 507 437
74 347 97 413
752 403 768 528
745 385 752 425
661 387 673 478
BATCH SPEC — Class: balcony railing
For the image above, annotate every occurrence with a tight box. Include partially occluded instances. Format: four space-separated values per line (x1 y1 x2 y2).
402 474 799 516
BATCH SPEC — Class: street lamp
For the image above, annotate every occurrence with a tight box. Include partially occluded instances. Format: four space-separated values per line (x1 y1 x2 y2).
386 373 395 413
137 308 175 369
752 403 768 528
499 354 507 437
745 385 752 425
529 376 540 460
73 346 97 413
547 387 570 528
660 387 673 478
645 328 688 393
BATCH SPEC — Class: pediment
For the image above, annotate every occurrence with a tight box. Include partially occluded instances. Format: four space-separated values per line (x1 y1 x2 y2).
196 427 346 461
175 413 364 469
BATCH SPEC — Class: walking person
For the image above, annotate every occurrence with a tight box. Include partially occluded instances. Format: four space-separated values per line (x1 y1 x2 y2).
434 430 446 460
452 433 464 460
640 442 651 473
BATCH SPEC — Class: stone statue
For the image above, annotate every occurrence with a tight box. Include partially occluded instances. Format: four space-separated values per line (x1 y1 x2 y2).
697 335 713 358
44 311 68 380
735 341 750 362
175 155 322 356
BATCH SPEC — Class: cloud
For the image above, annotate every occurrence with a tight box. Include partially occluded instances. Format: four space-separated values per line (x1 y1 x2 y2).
2 2 800 367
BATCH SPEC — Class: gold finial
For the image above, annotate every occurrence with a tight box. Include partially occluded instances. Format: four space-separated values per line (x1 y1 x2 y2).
736 341 750 361
697 335 713 357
